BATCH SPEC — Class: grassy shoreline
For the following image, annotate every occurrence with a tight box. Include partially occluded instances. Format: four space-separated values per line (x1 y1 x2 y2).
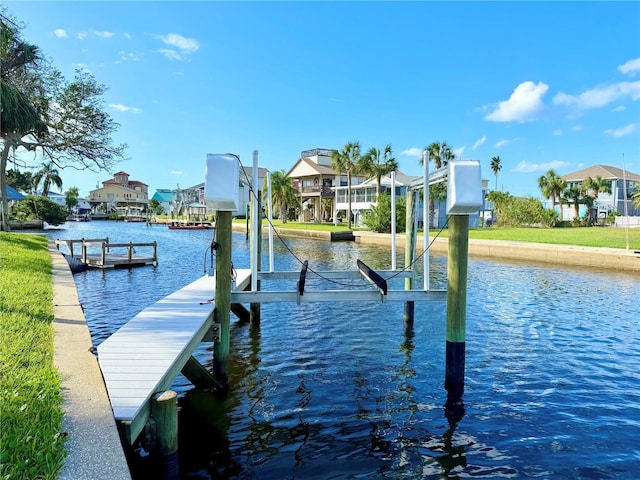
234 219 640 250
0 233 65 480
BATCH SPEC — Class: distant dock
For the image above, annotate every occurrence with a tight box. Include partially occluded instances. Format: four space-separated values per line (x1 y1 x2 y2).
55 238 158 270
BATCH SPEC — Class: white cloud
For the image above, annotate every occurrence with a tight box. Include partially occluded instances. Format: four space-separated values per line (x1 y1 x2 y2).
472 136 486 149
553 81 640 110
156 33 200 61
571 125 582 132
618 58 640 77
124 33 131 40
553 129 563 136
513 160 570 173
109 103 141 114
94 30 114 39
77 31 87 40
399 147 423 158
453 147 465 158
485 81 549 122
171 170 185 176
613 105 626 112
53 29 67 38
494 139 509 148
118 51 139 62
159 49 184 61
604 123 637 137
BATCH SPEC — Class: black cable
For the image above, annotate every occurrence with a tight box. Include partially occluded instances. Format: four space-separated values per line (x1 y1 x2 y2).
237 155 450 288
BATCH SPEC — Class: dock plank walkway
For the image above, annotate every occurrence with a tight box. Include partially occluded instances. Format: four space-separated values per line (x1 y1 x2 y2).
97 269 251 444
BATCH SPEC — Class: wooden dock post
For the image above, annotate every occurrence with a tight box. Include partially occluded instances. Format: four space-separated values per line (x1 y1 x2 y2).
213 210 232 388
152 390 179 480
445 214 469 396
404 189 417 325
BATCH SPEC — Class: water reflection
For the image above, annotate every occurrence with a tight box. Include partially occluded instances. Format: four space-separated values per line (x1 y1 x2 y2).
48 222 640 479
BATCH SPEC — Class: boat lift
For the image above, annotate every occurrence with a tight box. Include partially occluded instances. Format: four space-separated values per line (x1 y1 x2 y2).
208 150 458 305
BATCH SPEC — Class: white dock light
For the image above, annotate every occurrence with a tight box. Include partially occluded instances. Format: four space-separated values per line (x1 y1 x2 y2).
446 160 482 215
205 153 239 211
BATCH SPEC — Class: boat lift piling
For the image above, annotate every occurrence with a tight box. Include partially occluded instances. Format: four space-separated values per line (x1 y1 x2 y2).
250 150 261 325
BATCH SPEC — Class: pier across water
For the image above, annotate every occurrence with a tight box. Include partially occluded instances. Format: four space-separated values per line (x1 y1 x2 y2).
55 238 158 269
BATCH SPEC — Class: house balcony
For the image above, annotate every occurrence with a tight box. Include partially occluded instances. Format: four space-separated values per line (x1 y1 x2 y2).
298 186 335 196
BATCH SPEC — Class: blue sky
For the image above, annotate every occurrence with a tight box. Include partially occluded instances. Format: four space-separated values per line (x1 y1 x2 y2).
6 1 640 198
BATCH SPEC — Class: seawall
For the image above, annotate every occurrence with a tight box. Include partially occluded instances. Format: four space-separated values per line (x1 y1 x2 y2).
232 224 640 273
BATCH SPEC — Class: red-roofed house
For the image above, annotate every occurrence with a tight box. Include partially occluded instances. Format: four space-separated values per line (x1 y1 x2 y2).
89 171 149 215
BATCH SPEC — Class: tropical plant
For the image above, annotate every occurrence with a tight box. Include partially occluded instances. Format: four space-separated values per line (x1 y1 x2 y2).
420 142 455 227
331 141 361 229
6 168 32 192
490 156 502 191
583 176 612 199
362 193 406 233
64 186 79 213
148 198 164 215
562 185 587 221
0 11 127 231
632 184 640 209
12 195 66 225
32 161 62 196
262 169 298 224
359 144 398 198
538 169 567 221
424 141 455 169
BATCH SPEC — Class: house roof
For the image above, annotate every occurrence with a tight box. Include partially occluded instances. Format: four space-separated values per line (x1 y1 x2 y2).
562 164 640 182
1 185 26 200
287 157 338 178
152 190 174 202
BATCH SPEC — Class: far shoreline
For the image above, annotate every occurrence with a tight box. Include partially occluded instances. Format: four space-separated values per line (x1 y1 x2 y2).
232 224 640 273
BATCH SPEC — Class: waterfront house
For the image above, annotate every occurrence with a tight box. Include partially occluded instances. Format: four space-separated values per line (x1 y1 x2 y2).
287 148 366 222
89 171 149 216
559 164 640 219
333 171 419 227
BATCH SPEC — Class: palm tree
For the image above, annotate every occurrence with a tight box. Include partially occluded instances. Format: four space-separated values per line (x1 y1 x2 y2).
331 141 361 229
32 161 63 197
423 141 455 170
359 144 398 199
263 169 297 224
583 176 611 199
1 14 47 230
65 186 79 214
538 169 566 221
631 185 640 209
490 156 502 191
420 142 455 226
563 185 586 220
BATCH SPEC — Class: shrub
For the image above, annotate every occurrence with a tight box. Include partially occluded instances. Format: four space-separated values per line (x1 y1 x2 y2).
362 193 406 233
11 196 67 225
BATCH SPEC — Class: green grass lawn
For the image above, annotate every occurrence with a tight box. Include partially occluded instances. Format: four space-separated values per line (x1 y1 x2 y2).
0 233 65 480
439 226 640 249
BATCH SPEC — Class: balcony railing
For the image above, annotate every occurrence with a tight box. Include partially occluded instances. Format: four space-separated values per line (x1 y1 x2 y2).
301 148 334 158
299 186 335 195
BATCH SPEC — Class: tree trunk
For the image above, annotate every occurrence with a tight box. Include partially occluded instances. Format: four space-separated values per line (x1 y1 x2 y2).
1 144 11 232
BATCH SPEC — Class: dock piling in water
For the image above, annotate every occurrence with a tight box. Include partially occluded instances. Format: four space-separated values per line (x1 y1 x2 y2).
445 214 469 395
213 210 232 389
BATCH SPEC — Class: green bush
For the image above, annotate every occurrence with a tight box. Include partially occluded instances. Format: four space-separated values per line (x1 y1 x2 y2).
11 196 67 226
362 193 406 233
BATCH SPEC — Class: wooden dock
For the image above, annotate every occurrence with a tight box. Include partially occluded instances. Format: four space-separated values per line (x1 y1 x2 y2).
55 238 157 269
97 269 252 444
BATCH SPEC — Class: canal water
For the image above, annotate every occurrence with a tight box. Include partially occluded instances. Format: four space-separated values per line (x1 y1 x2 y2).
48 221 640 479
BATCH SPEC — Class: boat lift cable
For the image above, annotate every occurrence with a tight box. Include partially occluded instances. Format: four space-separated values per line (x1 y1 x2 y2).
237 156 450 288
